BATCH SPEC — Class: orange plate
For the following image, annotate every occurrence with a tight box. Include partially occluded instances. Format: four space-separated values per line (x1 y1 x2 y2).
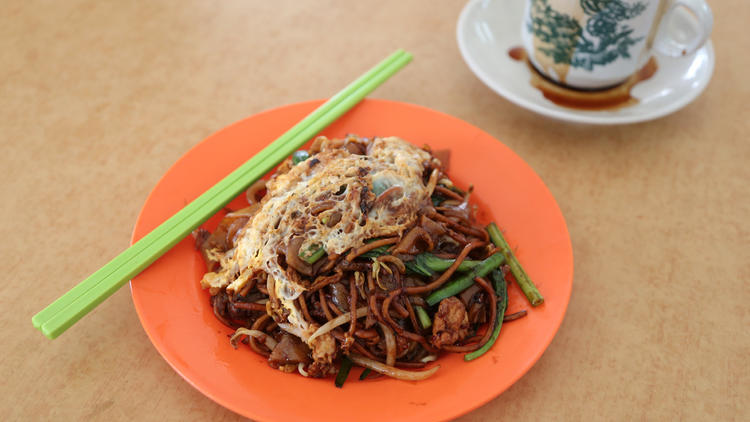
130 99 573 422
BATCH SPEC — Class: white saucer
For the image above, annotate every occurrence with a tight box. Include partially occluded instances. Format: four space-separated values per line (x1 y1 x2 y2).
456 0 715 124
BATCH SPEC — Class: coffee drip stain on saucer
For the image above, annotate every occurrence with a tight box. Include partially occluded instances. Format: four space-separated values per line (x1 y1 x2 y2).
508 46 658 111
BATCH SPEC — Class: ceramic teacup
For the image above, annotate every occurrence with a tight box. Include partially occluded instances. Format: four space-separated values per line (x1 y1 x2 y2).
521 0 713 90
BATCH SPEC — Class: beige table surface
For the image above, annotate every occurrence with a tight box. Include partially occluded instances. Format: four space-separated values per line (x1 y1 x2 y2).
2 0 748 420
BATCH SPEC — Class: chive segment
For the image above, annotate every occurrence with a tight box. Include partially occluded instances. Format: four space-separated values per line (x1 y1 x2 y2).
359 368 372 380
372 178 391 196
292 150 310 165
335 356 354 388
464 269 508 361
404 253 481 277
417 253 481 273
404 258 433 277
361 245 390 258
300 244 326 264
415 306 432 329
424 253 504 306
487 223 543 306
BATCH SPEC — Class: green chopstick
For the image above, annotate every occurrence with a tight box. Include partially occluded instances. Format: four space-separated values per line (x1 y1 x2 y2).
32 49 413 339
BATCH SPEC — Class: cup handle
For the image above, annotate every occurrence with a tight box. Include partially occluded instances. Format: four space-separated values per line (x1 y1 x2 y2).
653 0 713 57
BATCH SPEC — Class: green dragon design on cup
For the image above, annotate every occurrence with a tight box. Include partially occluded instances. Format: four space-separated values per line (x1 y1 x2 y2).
528 0 647 70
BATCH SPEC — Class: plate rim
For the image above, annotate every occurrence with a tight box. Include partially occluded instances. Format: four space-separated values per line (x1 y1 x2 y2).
129 98 575 421
456 0 715 125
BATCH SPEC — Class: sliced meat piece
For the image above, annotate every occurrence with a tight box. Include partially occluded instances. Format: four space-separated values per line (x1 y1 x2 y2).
431 297 470 348
329 282 350 312
268 334 312 366
195 211 251 271
420 215 447 247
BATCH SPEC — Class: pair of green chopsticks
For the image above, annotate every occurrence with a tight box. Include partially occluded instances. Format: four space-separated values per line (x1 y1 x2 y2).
32 49 413 339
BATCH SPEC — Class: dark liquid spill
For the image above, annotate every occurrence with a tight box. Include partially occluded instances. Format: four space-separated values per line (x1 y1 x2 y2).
508 46 526 61
507 46 658 111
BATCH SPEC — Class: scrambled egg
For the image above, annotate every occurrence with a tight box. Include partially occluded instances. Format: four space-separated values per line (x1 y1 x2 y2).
201 136 435 346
